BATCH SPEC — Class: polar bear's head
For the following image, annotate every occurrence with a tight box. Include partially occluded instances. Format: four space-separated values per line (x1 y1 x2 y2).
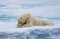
18 13 31 25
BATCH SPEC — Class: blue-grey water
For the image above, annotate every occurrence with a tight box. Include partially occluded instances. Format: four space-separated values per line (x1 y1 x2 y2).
0 0 60 39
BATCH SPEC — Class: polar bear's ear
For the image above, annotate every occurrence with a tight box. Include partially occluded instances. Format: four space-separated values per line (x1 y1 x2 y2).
26 13 31 17
27 13 31 16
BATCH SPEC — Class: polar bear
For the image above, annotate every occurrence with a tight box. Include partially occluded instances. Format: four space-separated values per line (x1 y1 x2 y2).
17 13 54 28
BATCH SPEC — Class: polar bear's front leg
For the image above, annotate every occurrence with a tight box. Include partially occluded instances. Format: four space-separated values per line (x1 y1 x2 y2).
22 18 33 27
22 23 33 27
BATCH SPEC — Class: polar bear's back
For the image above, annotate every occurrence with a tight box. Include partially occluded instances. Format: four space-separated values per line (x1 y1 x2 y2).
32 17 44 26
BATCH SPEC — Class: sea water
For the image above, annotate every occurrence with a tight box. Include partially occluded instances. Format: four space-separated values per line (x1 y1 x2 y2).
0 0 60 39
